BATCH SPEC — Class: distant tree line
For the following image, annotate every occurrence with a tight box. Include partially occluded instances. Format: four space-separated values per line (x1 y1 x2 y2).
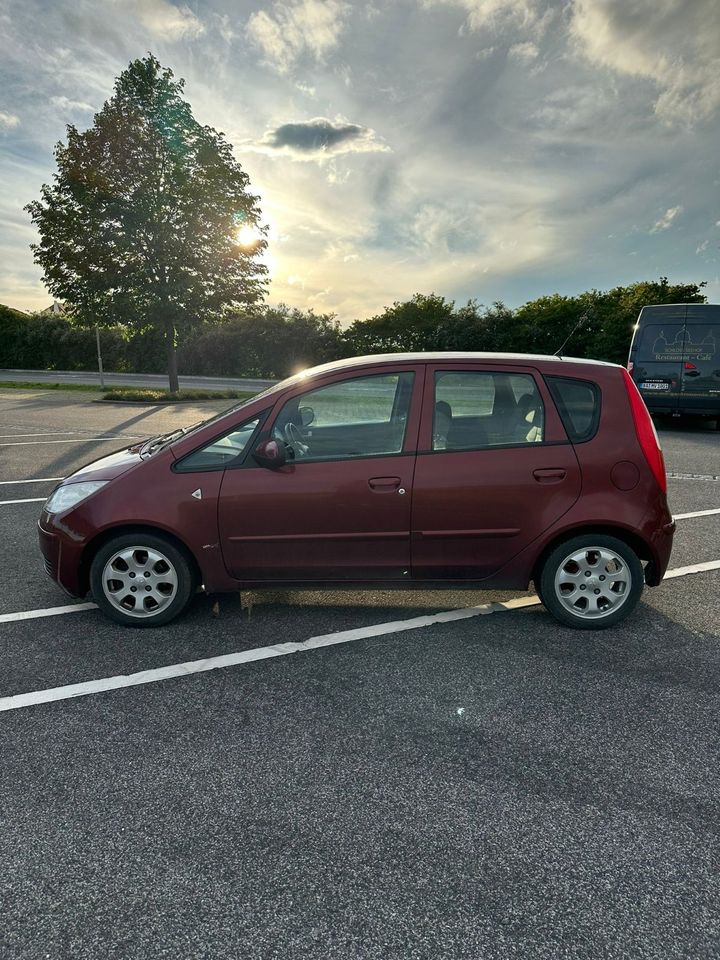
0 277 706 380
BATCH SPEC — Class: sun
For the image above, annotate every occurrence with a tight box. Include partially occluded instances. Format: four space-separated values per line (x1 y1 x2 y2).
235 224 261 246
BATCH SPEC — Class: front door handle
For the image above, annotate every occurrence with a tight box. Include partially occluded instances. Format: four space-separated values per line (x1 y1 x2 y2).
533 468 567 483
368 476 402 492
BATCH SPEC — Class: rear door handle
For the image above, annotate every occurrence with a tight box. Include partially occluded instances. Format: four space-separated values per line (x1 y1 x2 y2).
368 476 402 492
533 468 567 483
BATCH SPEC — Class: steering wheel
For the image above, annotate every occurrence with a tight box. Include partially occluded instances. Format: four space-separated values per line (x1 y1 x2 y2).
284 421 310 458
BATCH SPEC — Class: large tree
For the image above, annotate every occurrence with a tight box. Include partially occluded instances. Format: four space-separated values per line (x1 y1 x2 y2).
26 54 267 391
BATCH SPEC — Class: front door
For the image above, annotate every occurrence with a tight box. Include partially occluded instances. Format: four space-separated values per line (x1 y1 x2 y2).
411 365 581 580
218 368 422 582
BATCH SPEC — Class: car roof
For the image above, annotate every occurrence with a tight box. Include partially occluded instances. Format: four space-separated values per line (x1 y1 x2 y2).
290 352 620 381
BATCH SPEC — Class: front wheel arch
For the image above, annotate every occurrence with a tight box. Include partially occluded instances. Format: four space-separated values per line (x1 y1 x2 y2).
80 525 202 597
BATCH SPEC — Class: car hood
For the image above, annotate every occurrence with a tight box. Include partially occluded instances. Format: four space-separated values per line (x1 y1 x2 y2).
62 444 146 483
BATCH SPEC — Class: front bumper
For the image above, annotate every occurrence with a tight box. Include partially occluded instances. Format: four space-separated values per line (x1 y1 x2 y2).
38 517 86 597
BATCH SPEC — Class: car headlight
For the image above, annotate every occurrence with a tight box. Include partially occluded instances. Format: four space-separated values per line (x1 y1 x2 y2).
45 481 109 514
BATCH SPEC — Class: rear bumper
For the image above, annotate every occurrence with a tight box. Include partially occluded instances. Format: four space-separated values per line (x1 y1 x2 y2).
642 512 675 586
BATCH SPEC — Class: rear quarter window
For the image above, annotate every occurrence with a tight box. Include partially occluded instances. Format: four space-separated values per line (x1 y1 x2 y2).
545 376 601 443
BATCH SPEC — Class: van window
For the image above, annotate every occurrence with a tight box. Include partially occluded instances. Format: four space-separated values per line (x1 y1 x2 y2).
636 324 684 362
684 325 718 362
545 376 600 443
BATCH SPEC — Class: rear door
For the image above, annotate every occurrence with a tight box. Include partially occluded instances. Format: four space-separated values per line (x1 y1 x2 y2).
680 306 720 414
411 364 581 581
630 306 686 413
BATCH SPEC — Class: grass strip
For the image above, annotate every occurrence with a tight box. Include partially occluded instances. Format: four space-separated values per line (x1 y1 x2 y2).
100 387 256 403
0 380 101 393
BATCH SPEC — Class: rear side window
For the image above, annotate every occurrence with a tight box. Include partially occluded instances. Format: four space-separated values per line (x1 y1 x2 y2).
433 371 544 450
545 376 600 443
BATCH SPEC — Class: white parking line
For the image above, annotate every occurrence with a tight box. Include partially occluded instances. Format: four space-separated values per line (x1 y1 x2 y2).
0 602 97 624
663 560 720 579
667 472 720 482
673 508 720 520
0 437 135 446
0 478 64 485
0 433 80 439
0 596 540 712
1 559 719 713
0 498 46 506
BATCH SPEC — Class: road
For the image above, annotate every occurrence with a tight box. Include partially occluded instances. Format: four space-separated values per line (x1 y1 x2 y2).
0 367 277 392
0 387 718 960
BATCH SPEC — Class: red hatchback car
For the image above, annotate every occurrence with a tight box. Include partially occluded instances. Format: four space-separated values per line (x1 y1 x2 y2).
39 353 674 630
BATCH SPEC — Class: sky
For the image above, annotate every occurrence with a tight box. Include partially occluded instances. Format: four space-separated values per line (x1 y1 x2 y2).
1 0 719 323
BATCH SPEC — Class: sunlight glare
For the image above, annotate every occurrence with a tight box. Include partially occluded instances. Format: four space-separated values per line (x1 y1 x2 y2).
236 224 260 246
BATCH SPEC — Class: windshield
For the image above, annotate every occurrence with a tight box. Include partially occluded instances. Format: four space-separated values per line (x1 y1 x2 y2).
136 375 303 457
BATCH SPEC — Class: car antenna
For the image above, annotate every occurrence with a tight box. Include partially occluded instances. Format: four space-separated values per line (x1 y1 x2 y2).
554 312 589 358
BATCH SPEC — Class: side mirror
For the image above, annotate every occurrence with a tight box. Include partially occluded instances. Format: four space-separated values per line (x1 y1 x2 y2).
299 405 315 427
252 438 287 469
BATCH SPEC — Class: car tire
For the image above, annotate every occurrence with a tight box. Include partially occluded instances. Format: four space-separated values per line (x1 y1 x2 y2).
539 534 644 630
90 532 196 628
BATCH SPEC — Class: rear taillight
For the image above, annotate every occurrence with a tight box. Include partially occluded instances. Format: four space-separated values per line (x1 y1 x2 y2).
622 369 667 493
627 360 634 374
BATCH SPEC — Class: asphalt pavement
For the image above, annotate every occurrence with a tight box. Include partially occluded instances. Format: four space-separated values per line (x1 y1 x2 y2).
0 388 719 960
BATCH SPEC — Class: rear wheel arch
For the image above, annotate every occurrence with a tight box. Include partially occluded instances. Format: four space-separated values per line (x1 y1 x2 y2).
532 524 653 590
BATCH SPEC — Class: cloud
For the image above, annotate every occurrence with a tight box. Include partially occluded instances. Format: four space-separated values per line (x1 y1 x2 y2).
424 0 553 35
570 0 720 125
247 0 349 74
650 206 683 233
0 111 20 129
132 0 205 40
50 95 94 113
508 40 539 61
253 117 390 159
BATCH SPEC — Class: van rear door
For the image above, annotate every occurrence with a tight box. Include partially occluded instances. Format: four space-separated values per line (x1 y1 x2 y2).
630 306 685 414
680 305 720 415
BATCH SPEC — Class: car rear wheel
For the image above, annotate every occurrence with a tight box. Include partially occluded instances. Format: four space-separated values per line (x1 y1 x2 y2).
539 534 644 630
90 533 196 627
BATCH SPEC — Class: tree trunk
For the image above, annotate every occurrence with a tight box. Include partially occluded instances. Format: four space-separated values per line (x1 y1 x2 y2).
167 341 179 393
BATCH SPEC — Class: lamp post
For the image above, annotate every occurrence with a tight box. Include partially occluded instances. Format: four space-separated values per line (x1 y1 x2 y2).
95 325 105 388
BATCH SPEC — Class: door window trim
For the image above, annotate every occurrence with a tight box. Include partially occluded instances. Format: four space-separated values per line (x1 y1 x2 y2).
253 366 425 466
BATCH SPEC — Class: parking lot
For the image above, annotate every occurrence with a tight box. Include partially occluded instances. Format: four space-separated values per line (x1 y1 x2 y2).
1 387 719 959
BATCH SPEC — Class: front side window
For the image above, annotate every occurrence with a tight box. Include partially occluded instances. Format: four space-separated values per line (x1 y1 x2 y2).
432 371 544 450
175 417 261 471
272 372 415 461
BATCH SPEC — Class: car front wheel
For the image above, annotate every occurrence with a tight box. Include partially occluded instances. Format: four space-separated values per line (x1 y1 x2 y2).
90 533 196 627
539 534 644 630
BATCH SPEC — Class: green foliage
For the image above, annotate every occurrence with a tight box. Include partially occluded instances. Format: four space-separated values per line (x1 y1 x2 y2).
343 293 456 353
25 54 267 390
0 309 130 370
178 304 344 379
1 277 708 378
